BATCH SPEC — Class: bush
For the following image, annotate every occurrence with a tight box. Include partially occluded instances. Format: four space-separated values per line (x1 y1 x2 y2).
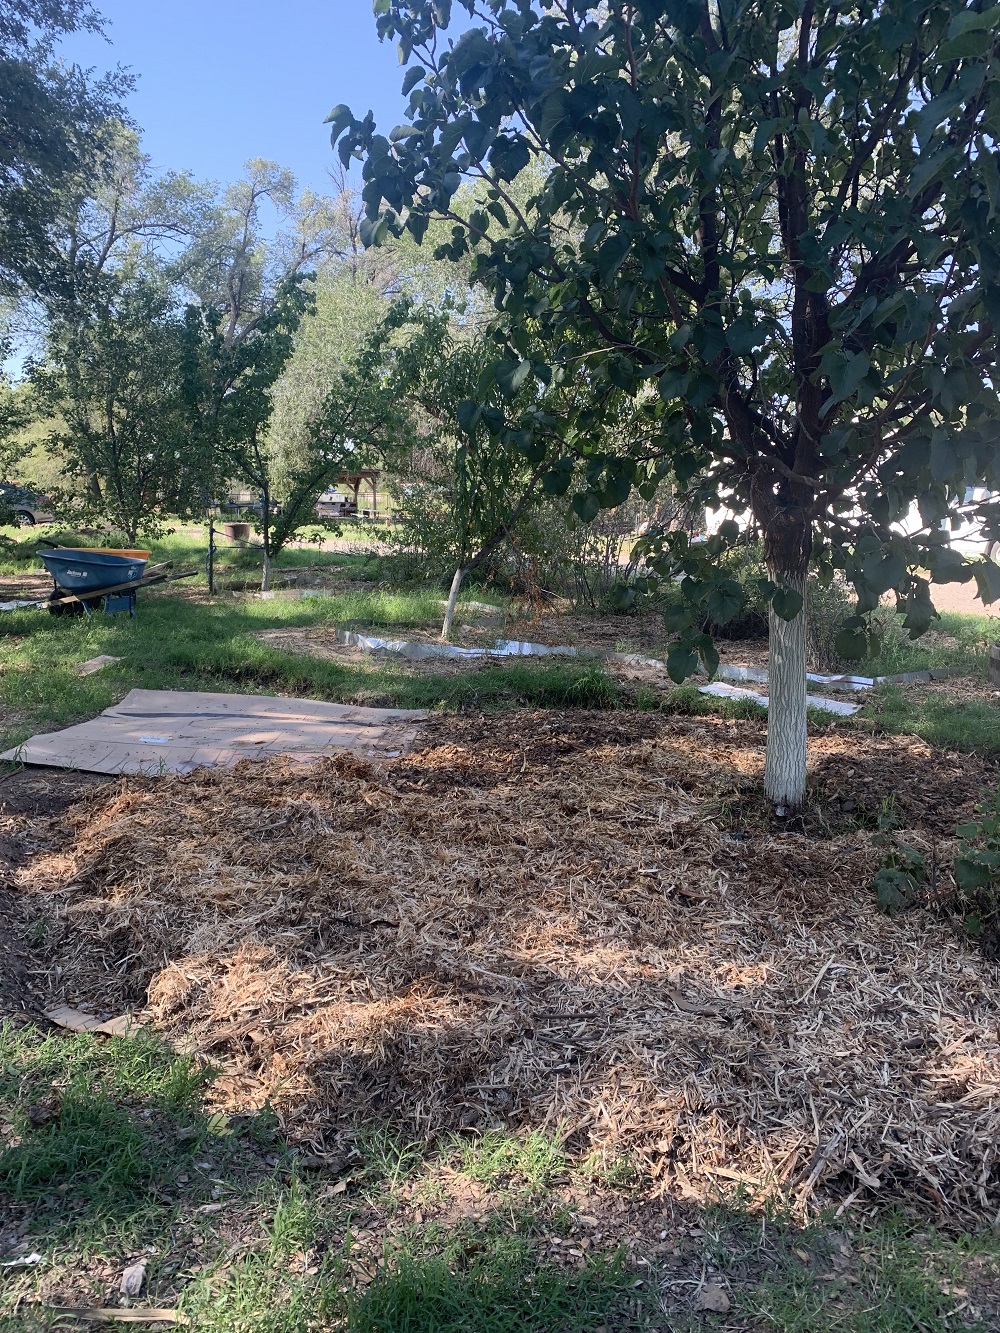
704 538 770 639
954 788 1000 958
806 576 856 671
377 476 703 608
871 788 1000 959
515 489 703 608
701 541 856 665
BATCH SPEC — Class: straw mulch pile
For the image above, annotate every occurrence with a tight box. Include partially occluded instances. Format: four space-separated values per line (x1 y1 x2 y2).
17 711 1000 1222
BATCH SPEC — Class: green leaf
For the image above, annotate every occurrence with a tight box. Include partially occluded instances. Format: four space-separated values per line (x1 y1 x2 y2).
598 467 633 509
725 318 760 356
542 458 573 496
707 579 744 626
667 641 699 684
325 103 354 133
572 491 601 523
697 636 720 677
687 373 717 408
657 367 690 402
663 603 694 633
955 855 992 892
609 583 636 611
835 623 868 660
770 586 804 621
489 133 531 181
717 519 740 543
973 558 1000 605
597 233 631 283
456 400 482 433
948 5 1000 40
402 67 426 95
939 30 995 59
900 583 937 637
873 867 920 914
822 351 871 415
607 355 635 390
495 359 531 396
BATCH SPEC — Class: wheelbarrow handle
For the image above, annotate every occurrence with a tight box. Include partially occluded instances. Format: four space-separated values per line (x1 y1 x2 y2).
35 538 61 548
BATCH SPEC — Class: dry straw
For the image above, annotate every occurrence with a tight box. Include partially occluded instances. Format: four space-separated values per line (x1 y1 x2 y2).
20 711 1000 1222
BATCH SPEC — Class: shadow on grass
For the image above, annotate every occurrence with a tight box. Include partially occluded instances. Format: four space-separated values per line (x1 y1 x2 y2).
1 1022 997 1332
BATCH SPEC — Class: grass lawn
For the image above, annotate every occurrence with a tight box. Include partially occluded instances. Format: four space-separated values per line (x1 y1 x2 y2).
0 522 997 757
2 1019 998 1331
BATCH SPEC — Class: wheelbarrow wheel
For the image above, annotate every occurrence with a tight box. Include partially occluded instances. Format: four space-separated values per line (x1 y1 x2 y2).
46 588 98 616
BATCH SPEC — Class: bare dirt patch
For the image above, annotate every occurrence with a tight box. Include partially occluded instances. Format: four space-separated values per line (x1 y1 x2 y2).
8 714 1000 1225
0 572 52 601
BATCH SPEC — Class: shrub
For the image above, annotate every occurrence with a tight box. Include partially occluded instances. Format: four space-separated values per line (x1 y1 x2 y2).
954 788 1000 958
517 489 703 608
871 788 1000 959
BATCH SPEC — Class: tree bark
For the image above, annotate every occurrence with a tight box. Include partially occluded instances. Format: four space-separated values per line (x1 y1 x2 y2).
441 565 466 640
261 480 272 592
764 565 808 811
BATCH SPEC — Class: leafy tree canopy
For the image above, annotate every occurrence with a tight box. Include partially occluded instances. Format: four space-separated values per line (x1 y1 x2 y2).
0 0 131 299
334 0 1000 635
334 0 1000 805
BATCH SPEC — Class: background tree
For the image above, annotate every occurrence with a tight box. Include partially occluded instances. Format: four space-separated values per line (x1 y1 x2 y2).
265 301 436 571
0 1 130 300
335 0 1000 808
182 275 316 589
33 278 211 542
395 316 619 638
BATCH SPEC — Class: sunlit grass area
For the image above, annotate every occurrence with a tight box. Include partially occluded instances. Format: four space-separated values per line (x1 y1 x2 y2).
0 588 622 752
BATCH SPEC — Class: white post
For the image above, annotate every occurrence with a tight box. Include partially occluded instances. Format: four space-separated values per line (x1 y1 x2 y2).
764 568 808 811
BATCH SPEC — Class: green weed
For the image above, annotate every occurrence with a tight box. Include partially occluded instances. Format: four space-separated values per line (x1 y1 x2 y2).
450 1129 568 1191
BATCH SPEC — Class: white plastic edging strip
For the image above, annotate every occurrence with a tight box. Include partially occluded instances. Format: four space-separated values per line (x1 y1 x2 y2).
698 681 860 717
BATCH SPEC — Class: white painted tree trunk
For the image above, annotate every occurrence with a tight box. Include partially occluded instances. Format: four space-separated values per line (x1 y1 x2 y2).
441 565 466 640
261 548 272 593
764 568 808 811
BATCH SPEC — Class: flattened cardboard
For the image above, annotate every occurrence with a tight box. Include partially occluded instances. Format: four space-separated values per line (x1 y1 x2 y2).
2 688 427 775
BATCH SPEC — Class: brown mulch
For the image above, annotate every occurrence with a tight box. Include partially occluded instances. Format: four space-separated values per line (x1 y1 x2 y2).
9 712 1000 1223
0 768 107 1024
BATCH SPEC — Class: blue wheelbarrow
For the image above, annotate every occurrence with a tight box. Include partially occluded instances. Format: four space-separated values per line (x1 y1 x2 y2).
37 543 153 617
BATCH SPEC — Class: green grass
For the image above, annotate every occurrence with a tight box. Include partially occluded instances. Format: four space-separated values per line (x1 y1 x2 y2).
450 1128 569 1191
0 521 383 583
2 1022 998 1331
862 681 1000 755
0 588 619 751
0 1023 217 1239
862 610 993 679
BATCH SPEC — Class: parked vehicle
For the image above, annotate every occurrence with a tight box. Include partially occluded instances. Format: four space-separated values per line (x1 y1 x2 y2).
315 496 357 518
0 483 55 526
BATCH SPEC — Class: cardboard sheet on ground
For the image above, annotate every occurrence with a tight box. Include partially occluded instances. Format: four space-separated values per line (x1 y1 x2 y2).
1 688 426 776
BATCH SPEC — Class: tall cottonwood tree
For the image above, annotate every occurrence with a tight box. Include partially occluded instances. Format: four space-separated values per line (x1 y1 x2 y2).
0 0 130 300
333 0 1000 808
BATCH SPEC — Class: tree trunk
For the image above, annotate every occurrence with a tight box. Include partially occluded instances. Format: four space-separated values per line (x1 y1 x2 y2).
764 566 808 811
261 483 272 592
441 565 466 640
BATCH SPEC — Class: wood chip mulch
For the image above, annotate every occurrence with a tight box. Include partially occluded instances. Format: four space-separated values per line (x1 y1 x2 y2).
12 711 1000 1223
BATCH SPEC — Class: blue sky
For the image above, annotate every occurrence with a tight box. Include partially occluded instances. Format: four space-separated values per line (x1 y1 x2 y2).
59 1 431 195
